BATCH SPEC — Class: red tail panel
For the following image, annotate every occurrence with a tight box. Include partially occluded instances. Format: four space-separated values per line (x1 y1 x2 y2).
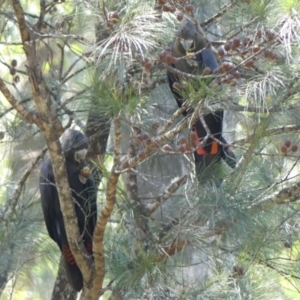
195 130 219 155
63 245 76 266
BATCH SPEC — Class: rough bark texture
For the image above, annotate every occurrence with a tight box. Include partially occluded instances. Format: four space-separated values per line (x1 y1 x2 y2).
51 257 78 300
89 118 121 299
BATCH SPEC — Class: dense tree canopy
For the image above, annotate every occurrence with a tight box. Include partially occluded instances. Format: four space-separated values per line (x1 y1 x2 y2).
1 0 300 299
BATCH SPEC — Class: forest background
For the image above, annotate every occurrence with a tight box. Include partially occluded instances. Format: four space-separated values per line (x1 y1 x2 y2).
1 0 300 299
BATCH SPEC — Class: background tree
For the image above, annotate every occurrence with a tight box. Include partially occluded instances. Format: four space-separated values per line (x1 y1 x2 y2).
1 0 300 299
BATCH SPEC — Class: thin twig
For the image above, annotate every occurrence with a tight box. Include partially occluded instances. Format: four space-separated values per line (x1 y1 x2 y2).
146 175 189 215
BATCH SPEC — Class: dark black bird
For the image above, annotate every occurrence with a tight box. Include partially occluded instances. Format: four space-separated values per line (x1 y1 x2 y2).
167 17 236 177
39 129 97 291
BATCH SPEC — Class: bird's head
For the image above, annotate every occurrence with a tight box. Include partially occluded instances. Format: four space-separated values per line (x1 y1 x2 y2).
60 128 89 164
176 17 206 55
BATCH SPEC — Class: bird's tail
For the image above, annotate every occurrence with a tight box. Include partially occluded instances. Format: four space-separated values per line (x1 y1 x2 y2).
62 245 83 292
220 136 236 169
194 149 221 177
193 125 236 170
193 127 221 174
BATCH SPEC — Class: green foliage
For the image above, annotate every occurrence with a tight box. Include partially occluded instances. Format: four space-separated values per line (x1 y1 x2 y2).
250 0 273 21
83 71 146 118
278 0 300 13
93 0 174 69
3 0 300 299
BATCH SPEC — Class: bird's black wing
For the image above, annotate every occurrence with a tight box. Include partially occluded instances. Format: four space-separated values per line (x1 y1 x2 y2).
195 48 218 71
195 47 222 145
86 176 97 239
220 136 237 169
39 158 60 243
196 47 236 169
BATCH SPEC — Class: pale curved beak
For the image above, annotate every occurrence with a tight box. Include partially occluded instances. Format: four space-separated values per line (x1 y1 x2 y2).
74 148 87 163
180 39 194 51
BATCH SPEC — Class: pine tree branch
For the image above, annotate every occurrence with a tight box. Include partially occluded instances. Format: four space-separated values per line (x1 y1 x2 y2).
11 0 63 134
115 118 189 173
92 118 121 299
251 179 300 209
0 97 31 119
227 18 259 40
258 258 300 282
0 78 41 125
114 118 121 162
165 62 219 81
124 135 154 253
227 101 300 114
234 125 300 145
200 1 238 28
146 175 189 215
11 0 30 44
230 121 269 189
157 104 188 135
125 138 139 204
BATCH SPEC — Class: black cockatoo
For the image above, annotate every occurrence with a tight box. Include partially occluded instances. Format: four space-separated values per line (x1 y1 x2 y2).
39 129 97 291
167 17 236 177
